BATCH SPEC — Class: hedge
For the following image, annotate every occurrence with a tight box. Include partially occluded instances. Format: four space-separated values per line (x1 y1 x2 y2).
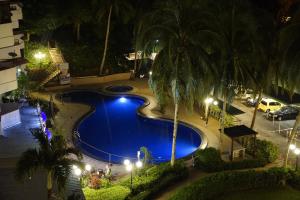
83 186 130 200
194 139 279 172
169 168 292 200
82 161 188 200
123 161 189 200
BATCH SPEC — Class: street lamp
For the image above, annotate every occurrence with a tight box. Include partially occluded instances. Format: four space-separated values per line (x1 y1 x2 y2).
85 164 92 172
123 155 143 190
204 97 218 126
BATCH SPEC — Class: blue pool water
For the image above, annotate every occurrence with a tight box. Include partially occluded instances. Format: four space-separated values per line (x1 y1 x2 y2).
65 91 202 163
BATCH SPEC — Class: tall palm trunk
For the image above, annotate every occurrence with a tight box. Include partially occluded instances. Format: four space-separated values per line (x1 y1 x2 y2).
171 102 179 167
250 90 262 129
133 49 138 79
284 113 300 167
75 23 81 41
99 5 113 76
220 93 227 152
47 171 53 199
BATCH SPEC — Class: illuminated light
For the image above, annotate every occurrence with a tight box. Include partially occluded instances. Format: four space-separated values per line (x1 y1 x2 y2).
34 52 46 60
126 164 133 172
150 53 157 60
205 97 214 104
17 68 21 72
290 144 296 150
72 165 78 170
155 39 159 43
45 129 52 140
119 97 127 103
85 164 92 171
40 112 47 122
74 168 82 176
295 148 300 155
136 160 143 168
123 159 130 166
149 71 152 76
213 101 218 106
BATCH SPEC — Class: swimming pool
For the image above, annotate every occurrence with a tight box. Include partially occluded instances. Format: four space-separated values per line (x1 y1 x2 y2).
66 91 203 164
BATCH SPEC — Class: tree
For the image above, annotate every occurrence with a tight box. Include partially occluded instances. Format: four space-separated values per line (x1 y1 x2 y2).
63 0 92 41
15 129 82 199
195 0 260 147
139 0 214 166
276 11 300 167
94 0 134 75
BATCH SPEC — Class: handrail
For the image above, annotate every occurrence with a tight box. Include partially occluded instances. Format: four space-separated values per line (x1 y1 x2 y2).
73 131 168 162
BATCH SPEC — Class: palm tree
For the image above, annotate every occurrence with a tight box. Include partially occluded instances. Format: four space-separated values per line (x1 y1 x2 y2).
94 0 134 76
64 0 91 41
139 0 214 166
15 129 82 199
276 12 300 167
195 0 260 146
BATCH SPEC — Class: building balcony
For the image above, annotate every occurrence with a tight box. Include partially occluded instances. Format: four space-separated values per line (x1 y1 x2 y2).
0 66 17 95
0 46 23 60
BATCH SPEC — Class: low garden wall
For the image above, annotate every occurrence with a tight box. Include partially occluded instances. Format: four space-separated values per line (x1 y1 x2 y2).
71 72 131 86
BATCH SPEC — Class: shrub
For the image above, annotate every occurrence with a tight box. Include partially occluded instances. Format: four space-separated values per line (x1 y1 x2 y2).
83 186 130 200
252 139 279 163
194 147 224 172
122 161 188 199
170 168 290 200
194 139 279 172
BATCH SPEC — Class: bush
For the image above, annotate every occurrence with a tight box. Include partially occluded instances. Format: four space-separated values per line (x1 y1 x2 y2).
170 168 290 200
83 186 130 200
194 147 224 172
252 139 279 163
122 161 188 199
194 141 279 173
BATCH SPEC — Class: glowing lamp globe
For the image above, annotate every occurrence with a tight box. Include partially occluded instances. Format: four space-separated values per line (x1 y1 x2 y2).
85 164 92 171
136 160 143 168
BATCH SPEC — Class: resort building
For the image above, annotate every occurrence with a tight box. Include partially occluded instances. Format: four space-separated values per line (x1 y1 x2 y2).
0 0 25 134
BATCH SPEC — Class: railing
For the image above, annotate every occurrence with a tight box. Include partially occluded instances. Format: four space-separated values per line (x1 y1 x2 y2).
257 127 300 142
73 130 168 164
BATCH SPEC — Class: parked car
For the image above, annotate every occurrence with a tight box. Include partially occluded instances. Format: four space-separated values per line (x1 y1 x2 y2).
236 89 257 100
258 98 283 113
246 97 259 107
267 106 299 120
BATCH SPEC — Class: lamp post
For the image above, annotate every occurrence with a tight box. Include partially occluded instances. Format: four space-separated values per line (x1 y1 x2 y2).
123 153 143 190
204 97 218 126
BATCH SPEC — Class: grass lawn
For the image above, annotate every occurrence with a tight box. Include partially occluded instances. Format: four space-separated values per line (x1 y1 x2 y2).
218 187 300 200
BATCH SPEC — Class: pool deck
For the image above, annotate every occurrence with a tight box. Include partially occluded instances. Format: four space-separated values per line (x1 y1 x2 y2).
30 79 221 176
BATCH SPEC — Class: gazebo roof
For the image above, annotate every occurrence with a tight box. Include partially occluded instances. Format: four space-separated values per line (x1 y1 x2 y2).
223 125 257 138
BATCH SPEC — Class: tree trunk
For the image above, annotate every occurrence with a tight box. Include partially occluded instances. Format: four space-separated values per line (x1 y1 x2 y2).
171 102 179 167
133 51 138 79
99 5 113 76
26 33 31 42
76 23 81 41
284 113 300 168
250 90 262 129
47 171 53 199
220 94 227 152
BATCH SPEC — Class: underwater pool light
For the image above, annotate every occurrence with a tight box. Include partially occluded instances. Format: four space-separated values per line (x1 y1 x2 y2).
119 97 127 103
